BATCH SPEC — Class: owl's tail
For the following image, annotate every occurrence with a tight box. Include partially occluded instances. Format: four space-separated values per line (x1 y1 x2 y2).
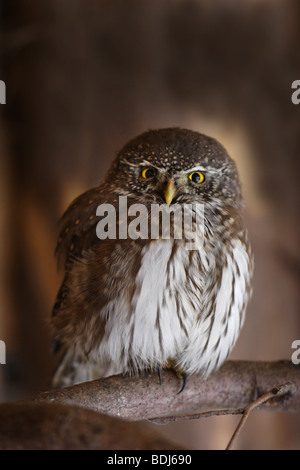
51 348 122 389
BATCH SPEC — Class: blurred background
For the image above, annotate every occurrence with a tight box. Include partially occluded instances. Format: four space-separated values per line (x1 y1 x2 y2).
0 0 299 449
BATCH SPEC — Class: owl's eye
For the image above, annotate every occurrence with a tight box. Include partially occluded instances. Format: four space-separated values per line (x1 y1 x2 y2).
189 171 205 184
141 167 157 179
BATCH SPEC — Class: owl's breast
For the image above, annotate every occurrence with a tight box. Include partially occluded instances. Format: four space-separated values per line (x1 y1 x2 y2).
96 239 206 373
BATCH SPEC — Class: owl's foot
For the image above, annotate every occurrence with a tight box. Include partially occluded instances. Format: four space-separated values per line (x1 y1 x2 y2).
167 361 188 393
177 371 188 394
157 365 162 385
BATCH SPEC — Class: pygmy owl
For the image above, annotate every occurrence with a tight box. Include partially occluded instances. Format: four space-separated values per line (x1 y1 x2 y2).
51 127 253 391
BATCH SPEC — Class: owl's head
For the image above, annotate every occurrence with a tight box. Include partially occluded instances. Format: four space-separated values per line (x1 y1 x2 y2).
107 128 243 208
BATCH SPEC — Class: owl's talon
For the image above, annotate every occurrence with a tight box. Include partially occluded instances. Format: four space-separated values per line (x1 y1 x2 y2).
157 365 162 385
177 371 187 394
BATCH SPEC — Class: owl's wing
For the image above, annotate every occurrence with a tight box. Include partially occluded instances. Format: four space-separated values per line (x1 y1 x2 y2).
51 184 109 352
55 186 105 270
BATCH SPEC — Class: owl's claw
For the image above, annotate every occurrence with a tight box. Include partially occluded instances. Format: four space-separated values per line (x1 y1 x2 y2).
157 365 162 385
177 371 187 394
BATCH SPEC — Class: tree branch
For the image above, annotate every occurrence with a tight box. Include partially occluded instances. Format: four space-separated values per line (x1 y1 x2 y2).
225 382 295 450
0 360 298 449
0 402 185 450
33 360 300 421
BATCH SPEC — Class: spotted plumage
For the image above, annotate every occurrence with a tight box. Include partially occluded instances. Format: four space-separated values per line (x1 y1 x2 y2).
51 128 253 389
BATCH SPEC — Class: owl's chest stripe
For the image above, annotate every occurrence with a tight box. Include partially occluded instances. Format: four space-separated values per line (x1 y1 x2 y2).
176 237 252 375
127 240 197 364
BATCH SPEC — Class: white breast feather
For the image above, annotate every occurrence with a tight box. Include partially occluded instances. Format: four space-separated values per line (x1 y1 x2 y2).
177 238 251 376
70 237 250 381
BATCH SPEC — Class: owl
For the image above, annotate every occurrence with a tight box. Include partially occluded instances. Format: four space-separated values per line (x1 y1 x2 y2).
51 127 253 391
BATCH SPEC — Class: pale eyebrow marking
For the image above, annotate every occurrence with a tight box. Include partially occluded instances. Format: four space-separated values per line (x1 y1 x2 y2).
122 158 162 170
122 160 224 173
181 165 221 174
140 160 161 169
121 158 139 168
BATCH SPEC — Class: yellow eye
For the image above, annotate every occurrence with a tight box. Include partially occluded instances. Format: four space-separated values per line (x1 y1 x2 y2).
141 167 157 179
189 171 205 184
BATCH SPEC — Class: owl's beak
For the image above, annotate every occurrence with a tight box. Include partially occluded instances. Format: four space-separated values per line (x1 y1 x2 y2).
164 179 176 205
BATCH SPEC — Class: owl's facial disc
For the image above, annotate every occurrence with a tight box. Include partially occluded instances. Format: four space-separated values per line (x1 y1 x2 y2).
138 163 208 204
110 128 243 209
139 165 180 204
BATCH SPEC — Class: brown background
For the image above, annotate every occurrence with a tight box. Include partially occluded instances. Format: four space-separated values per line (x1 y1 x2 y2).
0 0 299 449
